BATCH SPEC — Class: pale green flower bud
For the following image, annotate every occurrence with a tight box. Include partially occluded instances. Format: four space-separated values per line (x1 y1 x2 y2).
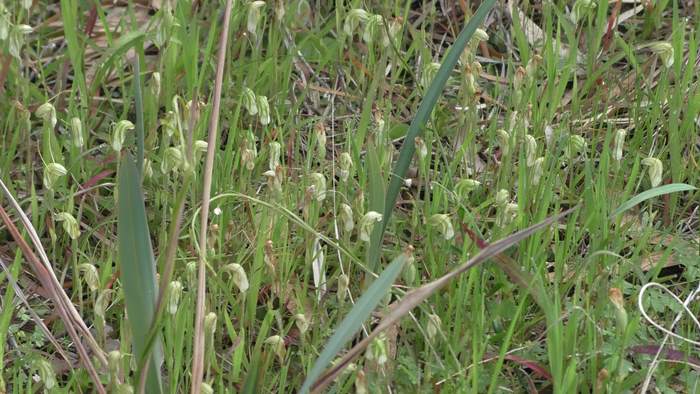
241 148 256 170
503 202 519 224
496 129 510 156
167 281 183 315
337 273 349 303
526 54 542 79
55 212 80 240
359 211 383 242
22 0 32 10
108 350 123 379
295 313 309 334
201 383 214 394
344 9 369 36
112 120 134 152
151 72 161 98
613 129 626 161
162 111 177 138
415 137 428 159
0 13 9 41
268 141 281 171
571 0 596 23
293 0 311 26
565 134 586 158
257 95 271 125
186 261 197 287
608 287 628 334
95 289 112 323
339 203 354 233
8 24 32 60
36 102 57 128
428 214 454 240
363 14 384 44
204 312 217 337
34 359 56 390
366 333 388 365
264 335 286 361
464 68 477 95
194 140 208 154
384 19 401 48
247 1 266 35
162 147 183 173
263 169 283 194
472 28 489 44
77 263 99 291
426 313 442 340
43 162 67 191
532 157 545 185
544 124 554 146
143 159 153 179
403 260 417 285
642 157 663 187
242 87 258 115
339 152 353 182
455 179 480 200
309 173 327 201
70 117 83 148
223 263 249 292
649 41 674 68
420 62 440 90
495 189 509 207
524 134 537 167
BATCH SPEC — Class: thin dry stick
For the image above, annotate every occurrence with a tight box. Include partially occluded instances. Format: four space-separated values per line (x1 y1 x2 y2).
0 256 74 371
0 206 106 394
310 207 578 392
191 1 234 392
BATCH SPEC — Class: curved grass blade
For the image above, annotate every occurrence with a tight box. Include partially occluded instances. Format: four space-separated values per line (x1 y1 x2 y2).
301 3 498 392
118 155 163 394
612 183 696 217
373 0 497 268
309 207 578 392
299 249 412 394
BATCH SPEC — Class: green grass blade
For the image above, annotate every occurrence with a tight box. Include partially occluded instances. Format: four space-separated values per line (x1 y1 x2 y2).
366 144 386 273
374 0 497 266
612 183 696 217
117 155 163 393
133 51 145 175
299 251 410 394
90 31 146 97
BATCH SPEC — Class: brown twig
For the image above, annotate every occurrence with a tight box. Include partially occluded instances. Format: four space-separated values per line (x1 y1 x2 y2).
191 0 234 392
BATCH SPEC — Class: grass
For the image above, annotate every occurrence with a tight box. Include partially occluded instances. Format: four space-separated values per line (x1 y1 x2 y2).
0 0 699 393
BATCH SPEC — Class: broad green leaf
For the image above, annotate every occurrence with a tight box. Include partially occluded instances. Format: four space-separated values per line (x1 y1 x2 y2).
612 183 696 217
299 251 410 394
373 0 497 268
118 155 163 394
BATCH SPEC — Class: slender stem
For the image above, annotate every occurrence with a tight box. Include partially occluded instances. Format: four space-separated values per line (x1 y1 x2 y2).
191 1 234 392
